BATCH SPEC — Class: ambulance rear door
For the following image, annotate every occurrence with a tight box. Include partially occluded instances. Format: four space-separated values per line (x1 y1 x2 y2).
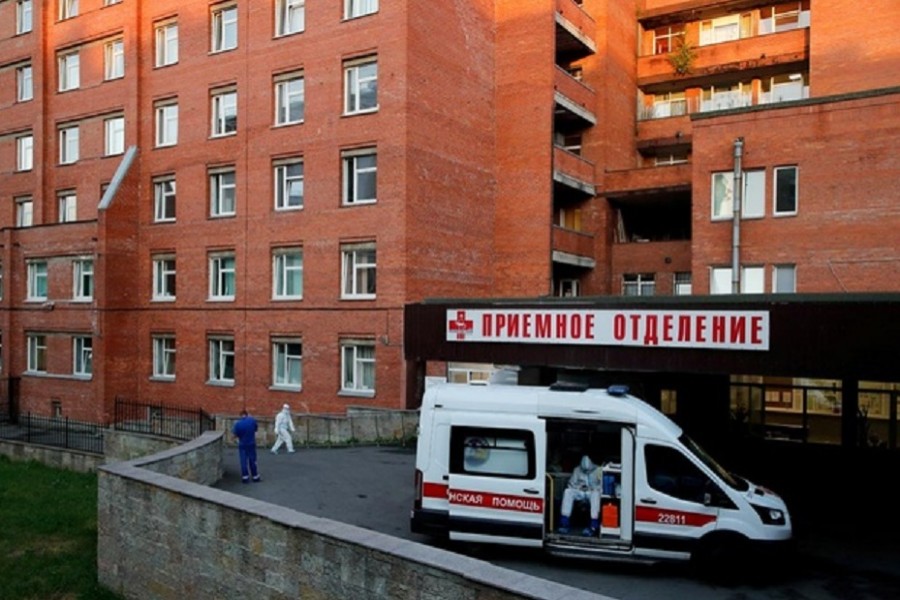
446 414 546 547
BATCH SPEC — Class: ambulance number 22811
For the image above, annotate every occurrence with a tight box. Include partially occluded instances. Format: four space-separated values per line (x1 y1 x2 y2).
658 512 687 525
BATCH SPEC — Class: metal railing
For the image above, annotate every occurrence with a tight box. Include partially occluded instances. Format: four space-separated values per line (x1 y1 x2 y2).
0 413 105 455
113 398 215 441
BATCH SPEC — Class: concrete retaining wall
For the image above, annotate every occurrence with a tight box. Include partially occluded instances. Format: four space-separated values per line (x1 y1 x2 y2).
0 438 103 473
98 431 606 600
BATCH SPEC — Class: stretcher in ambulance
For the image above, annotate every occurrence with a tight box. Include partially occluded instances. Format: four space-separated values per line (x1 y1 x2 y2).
410 382 793 565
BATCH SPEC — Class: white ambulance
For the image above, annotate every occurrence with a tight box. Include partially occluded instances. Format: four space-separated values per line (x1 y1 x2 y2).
410 381 793 566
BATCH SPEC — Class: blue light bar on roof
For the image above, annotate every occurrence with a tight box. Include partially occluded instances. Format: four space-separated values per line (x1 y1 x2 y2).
607 385 629 396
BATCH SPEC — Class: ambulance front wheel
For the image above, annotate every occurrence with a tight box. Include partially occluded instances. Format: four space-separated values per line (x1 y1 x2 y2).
692 532 749 582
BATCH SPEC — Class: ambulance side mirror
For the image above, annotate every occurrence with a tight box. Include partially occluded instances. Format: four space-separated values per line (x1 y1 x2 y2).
703 492 712 506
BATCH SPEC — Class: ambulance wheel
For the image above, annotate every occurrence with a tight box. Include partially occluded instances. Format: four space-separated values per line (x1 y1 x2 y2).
692 532 748 582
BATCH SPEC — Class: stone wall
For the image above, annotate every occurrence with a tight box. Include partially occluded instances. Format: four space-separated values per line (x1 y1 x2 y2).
0 438 103 473
97 431 606 600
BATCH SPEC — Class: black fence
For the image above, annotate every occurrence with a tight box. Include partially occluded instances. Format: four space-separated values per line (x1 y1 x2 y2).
0 413 105 455
113 398 215 442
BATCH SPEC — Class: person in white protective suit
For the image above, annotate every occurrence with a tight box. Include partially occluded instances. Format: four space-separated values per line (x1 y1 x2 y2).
270 404 296 454
558 455 601 536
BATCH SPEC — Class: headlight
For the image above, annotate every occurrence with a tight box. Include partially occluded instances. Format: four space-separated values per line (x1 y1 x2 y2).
751 504 786 526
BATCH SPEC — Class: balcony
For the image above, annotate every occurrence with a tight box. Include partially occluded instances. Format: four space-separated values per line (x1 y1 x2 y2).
603 163 691 198
556 0 596 62
553 147 595 196
554 67 597 128
552 226 595 269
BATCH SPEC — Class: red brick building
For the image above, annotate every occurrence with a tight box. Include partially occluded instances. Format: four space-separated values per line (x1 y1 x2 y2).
0 0 897 421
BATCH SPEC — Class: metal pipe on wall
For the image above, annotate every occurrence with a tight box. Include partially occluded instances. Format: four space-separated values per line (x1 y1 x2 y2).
731 137 744 294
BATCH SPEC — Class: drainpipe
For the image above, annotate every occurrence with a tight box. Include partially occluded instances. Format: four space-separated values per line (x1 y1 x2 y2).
731 138 744 294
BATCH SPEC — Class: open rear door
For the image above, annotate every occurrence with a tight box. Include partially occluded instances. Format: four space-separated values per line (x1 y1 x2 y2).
447 414 546 547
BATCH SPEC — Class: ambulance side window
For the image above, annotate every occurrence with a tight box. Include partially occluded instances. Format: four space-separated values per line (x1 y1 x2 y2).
449 426 535 479
645 444 714 505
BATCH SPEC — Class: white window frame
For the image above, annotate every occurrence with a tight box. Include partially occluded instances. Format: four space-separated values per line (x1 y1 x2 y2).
152 255 176 301
58 51 80 91
73 258 93 301
622 273 655 296
16 196 33 227
674 272 692 296
59 0 78 20
16 134 33 171
276 0 305 37
104 38 124 80
211 90 237 137
73 336 92 377
273 248 303 299
27 260 48 300
274 159 304 210
710 266 765 294
27 334 47 373
17 65 33 101
211 4 238 53
58 191 77 223
209 252 236 300
774 165 798 216
210 168 236 217
272 338 302 389
344 0 378 20
341 243 376 299
275 74 305 125
152 335 176 379
699 14 741 46
208 336 235 384
341 148 377 205
59 125 79 164
104 116 125 156
556 279 580 297
344 57 378 114
155 102 178 147
153 176 176 222
155 21 179 67
340 339 375 394
773 264 797 293
17 0 33 34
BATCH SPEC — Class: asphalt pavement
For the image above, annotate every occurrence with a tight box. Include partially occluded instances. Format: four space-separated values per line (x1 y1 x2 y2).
215 444 900 600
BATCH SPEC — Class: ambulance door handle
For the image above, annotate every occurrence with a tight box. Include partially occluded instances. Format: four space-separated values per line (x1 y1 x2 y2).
523 488 540 495
640 498 657 504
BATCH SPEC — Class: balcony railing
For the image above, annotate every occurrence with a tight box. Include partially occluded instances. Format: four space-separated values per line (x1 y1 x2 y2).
637 86 808 121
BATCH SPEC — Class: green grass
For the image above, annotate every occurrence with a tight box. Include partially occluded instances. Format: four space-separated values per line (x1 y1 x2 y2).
0 456 123 600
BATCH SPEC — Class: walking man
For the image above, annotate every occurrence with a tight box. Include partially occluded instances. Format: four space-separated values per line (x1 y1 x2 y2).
232 410 261 483
271 404 296 454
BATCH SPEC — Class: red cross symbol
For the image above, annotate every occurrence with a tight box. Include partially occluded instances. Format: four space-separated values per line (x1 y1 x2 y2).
448 310 473 340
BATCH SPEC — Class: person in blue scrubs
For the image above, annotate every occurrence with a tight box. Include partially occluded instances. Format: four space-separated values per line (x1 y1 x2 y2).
232 410 261 483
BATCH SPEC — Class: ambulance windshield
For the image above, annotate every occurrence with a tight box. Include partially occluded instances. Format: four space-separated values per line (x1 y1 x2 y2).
680 435 748 491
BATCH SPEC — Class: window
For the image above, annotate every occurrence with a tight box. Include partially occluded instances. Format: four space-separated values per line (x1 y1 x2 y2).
701 82 751 112
209 336 235 383
345 0 378 19
16 196 33 227
275 74 305 125
341 243 376 299
59 125 79 164
341 339 374 393
58 51 80 91
652 91 687 118
73 258 93 300
710 266 764 294
152 335 176 379
155 21 179 67
211 89 237 136
273 248 303 299
104 39 124 80
58 191 77 223
276 0 305 36
344 57 378 114
556 279 579 297
17 0 33 34
210 168 236 216
105 116 125 156
674 272 692 296
760 3 809 34
73 337 92 376
762 73 808 104
211 4 238 52
773 264 796 293
27 260 48 300
450 427 534 478
653 25 684 54
341 148 377 205
645 444 723 505
742 170 765 218
699 14 748 45
623 273 655 296
152 255 176 300
274 159 304 210
654 152 689 166
155 101 178 147
59 0 78 20
17 65 33 101
153 176 176 222
209 252 236 300
774 166 798 215
272 338 302 388
16 134 33 171
27 334 47 373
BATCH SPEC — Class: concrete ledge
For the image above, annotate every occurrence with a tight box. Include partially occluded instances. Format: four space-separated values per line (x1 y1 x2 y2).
0 438 103 473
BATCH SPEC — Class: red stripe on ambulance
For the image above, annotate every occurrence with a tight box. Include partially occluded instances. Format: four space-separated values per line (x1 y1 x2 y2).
448 488 544 513
636 506 716 527
423 482 448 499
